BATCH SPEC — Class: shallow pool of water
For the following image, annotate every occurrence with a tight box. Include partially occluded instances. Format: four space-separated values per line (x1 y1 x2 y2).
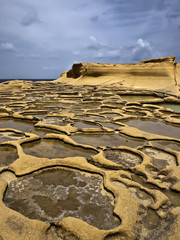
4 167 120 229
74 121 100 129
140 146 177 169
150 140 180 151
0 145 18 166
0 119 35 132
121 95 161 102
22 139 97 158
160 103 180 112
104 149 142 167
124 119 180 139
77 115 105 121
102 122 121 130
42 117 70 126
72 133 145 148
0 132 25 143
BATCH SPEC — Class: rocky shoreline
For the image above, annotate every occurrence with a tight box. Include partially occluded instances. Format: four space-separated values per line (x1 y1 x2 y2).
0 57 180 239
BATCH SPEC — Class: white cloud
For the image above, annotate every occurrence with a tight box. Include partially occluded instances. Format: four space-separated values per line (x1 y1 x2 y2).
79 36 161 63
137 38 152 49
89 35 97 43
0 42 16 51
84 36 121 60
132 38 161 61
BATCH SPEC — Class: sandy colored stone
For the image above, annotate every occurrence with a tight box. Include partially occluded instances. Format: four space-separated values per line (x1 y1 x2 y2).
55 56 179 95
0 56 180 239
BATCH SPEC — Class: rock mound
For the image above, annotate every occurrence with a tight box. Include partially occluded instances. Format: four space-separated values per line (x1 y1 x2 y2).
55 56 180 95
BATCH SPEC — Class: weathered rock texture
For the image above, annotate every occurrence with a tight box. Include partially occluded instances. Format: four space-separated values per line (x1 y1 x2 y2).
0 57 180 240
55 56 180 96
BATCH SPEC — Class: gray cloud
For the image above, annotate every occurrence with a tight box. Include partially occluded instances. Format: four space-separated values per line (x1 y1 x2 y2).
131 39 161 62
21 7 40 26
80 36 161 64
90 15 99 22
0 0 179 78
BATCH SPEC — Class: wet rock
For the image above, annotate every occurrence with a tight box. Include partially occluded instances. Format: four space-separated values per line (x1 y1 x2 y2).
0 58 180 239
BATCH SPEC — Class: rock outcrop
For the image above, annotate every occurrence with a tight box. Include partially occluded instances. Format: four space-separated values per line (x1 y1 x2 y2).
55 56 180 95
0 57 180 240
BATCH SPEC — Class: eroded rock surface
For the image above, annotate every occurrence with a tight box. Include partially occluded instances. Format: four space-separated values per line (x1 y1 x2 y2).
0 57 180 239
55 56 180 96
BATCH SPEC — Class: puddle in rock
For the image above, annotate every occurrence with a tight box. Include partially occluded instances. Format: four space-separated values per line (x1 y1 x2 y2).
42 117 70 126
33 115 47 119
162 189 180 207
74 121 100 129
4 167 120 229
30 127 61 138
102 103 124 109
78 115 105 121
71 133 145 148
141 208 174 240
143 208 163 230
69 109 84 114
0 119 35 132
141 147 177 169
0 145 18 166
103 113 121 118
102 122 121 130
120 95 161 102
159 103 180 112
82 102 101 109
86 109 104 113
124 119 180 139
140 146 177 169
131 173 180 207
104 149 142 167
0 132 25 143
22 139 97 158
150 140 180 152
55 102 76 107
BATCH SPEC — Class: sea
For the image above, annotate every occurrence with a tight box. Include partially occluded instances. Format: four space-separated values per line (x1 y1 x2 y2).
0 79 55 83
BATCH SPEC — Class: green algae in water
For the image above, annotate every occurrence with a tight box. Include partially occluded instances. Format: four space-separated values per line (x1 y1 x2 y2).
160 103 180 112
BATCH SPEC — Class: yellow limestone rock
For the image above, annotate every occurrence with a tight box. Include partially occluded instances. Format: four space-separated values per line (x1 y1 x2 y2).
0 56 180 240
55 56 179 95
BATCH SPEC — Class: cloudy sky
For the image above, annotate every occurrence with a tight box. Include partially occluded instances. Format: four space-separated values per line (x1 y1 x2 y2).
0 0 180 79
